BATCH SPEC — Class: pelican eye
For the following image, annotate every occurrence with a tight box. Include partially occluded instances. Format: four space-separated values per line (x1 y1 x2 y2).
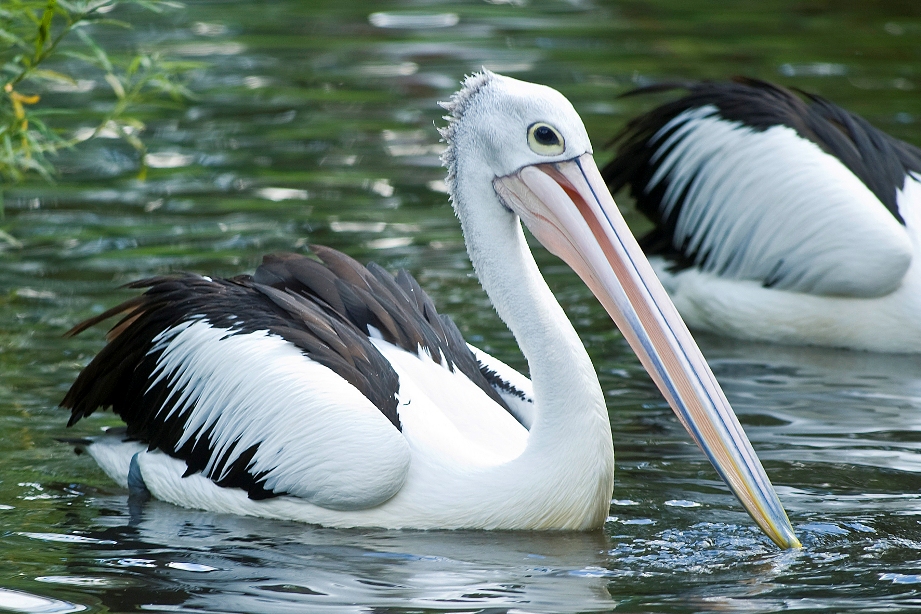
527 122 565 156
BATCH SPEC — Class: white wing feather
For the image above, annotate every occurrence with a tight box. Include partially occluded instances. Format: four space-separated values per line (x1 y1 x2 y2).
467 343 535 429
150 320 411 510
652 107 913 297
372 339 529 465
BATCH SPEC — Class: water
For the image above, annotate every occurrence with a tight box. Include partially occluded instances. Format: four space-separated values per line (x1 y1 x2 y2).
2 0 921 611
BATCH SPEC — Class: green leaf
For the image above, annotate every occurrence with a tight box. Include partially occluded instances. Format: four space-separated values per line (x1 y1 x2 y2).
80 17 132 29
0 28 28 48
0 229 24 248
35 0 56 58
126 54 142 76
74 27 112 72
103 72 124 98
30 68 77 84
58 50 98 64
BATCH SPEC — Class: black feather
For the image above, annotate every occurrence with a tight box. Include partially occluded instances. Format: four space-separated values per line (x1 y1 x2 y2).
603 77 921 269
62 246 524 500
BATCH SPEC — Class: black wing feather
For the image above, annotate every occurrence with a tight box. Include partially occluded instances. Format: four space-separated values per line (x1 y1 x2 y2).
62 247 522 499
603 77 921 264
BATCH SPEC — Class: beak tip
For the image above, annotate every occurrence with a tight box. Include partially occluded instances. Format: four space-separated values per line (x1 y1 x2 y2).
782 530 803 550
769 523 801 550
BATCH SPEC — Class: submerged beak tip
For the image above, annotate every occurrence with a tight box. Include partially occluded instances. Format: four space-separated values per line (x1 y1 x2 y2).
753 498 800 549
777 525 802 550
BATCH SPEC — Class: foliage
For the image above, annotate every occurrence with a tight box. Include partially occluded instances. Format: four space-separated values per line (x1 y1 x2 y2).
0 0 191 186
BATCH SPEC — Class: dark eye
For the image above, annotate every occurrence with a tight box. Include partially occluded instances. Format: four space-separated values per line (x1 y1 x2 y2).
527 122 565 155
534 125 558 146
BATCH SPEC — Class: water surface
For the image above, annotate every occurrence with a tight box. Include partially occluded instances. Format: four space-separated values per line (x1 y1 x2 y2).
2 0 921 611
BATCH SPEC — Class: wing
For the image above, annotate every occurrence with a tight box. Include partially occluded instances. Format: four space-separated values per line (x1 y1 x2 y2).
604 78 921 298
62 247 523 507
468 344 534 429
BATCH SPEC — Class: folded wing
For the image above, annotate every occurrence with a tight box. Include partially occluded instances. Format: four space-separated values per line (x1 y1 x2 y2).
604 78 921 298
62 248 524 508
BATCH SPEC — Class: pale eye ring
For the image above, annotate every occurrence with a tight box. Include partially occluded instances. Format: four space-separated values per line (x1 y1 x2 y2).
527 122 565 156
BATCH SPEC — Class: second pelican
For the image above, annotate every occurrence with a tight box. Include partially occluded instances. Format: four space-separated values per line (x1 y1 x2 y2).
604 77 921 352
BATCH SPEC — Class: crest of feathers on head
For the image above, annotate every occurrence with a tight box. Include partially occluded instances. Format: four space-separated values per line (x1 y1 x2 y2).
438 70 495 204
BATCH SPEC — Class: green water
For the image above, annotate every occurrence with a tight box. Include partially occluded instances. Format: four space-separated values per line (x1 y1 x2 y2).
2 1 921 611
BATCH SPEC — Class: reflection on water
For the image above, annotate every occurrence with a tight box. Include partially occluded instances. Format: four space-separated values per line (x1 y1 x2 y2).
0 588 86 614
29 500 616 613
2 0 921 612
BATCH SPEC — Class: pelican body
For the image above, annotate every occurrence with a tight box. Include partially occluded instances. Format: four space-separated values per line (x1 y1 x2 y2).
63 72 799 548
603 78 921 352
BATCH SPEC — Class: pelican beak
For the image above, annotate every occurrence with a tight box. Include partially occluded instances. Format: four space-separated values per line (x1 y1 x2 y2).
493 153 800 550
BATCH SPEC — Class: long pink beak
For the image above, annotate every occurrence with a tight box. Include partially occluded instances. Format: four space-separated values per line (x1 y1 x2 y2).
494 153 800 549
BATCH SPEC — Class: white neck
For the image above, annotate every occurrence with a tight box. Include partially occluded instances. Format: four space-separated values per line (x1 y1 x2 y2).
456 173 605 431
449 152 614 525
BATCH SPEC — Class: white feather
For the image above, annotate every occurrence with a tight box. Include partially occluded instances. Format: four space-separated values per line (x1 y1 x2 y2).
148 320 411 510
654 173 921 352
467 343 535 429
372 338 528 467
86 435 145 488
651 108 913 297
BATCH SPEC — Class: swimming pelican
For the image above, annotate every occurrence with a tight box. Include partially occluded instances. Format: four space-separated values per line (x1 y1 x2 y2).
603 77 921 352
62 72 799 548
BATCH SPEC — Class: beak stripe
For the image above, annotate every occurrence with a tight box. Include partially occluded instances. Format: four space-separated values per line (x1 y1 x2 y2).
571 156 727 464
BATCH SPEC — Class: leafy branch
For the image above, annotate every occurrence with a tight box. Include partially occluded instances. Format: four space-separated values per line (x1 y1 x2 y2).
1 0 192 185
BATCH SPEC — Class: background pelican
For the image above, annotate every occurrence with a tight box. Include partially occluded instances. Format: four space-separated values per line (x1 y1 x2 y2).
603 77 921 352
62 72 798 548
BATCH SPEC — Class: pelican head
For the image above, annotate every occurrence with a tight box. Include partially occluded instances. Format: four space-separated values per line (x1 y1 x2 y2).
441 71 800 549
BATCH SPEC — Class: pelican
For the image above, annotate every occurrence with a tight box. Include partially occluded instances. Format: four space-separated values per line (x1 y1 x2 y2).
62 72 799 548
603 77 921 352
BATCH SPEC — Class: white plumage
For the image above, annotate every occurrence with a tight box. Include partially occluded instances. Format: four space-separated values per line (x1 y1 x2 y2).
650 108 912 295
605 78 921 351
152 320 411 509
651 175 921 352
